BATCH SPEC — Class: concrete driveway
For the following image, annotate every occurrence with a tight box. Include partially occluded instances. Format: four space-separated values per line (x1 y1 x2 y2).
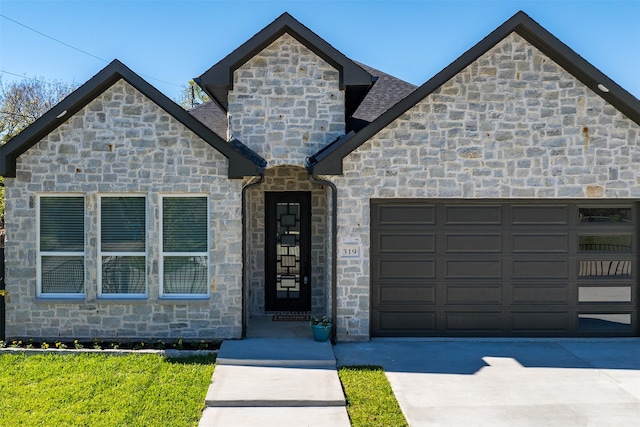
334 339 640 426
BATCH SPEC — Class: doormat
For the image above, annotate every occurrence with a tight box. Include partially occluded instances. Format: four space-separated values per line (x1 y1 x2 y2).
272 314 310 322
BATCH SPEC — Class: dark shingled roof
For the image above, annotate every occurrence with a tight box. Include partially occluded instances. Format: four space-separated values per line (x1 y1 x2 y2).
188 62 416 137
351 62 418 124
188 101 228 140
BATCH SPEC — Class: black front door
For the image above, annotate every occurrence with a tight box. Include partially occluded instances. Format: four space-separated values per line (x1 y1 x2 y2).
265 192 311 312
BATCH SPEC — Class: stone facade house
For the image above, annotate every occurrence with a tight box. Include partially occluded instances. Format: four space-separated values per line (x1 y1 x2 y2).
1 11 639 341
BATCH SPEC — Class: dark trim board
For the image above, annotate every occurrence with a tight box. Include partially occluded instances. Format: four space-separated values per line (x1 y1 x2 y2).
370 199 639 337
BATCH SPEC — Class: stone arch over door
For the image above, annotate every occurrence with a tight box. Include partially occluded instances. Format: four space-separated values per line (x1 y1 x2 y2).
245 166 330 317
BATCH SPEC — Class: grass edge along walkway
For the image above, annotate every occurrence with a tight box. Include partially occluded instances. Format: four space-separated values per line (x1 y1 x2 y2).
338 365 408 427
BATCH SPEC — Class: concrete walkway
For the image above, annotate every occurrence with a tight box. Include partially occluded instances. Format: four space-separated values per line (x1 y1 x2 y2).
199 338 350 426
334 338 640 427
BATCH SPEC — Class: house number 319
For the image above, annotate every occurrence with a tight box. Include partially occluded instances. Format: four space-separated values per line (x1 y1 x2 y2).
340 245 360 258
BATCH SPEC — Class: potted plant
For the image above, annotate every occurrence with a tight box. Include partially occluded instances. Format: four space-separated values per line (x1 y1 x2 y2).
310 315 332 342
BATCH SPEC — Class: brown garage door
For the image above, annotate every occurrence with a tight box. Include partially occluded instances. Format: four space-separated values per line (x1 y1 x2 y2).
371 200 638 337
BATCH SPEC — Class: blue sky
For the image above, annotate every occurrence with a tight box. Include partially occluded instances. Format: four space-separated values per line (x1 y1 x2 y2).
1 0 639 102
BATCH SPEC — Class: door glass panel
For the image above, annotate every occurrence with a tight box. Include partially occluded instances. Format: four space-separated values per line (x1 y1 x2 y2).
276 202 300 299
578 260 632 277
579 208 632 223
579 235 632 252
578 313 632 331
579 286 632 302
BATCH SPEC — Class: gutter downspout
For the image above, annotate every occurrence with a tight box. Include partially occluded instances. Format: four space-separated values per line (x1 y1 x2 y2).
241 173 264 338
308 174 338 342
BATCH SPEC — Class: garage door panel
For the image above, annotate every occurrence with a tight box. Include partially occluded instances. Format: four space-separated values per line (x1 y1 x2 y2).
511 233 569 253
375 204 435 225
377 233 435 253
373 283 435 304
511 312 568 331
446 233 502 253
445 205 501 224
445 311 502 332
446 285 502 304
376 259 435 279
446 259 502 278
511 284 569 304
376 311 437 333
512 205 569 224
512 259 569 279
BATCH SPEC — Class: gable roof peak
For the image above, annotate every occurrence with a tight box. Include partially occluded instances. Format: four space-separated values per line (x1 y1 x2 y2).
308 10 640 175
0 59 264 178
196 12 374 116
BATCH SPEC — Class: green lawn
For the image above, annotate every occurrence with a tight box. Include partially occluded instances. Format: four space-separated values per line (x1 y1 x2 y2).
1 353 405 427
338 365 408 427
0 353 215 427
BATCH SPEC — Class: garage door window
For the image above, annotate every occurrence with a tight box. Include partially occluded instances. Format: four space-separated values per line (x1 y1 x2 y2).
579 235 632 252
579 207 632 223
578 313 632 332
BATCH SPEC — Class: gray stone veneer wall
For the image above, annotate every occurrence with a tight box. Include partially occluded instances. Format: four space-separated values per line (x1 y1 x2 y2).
4 80 244 340
246 166 328 316
228 33 345 167
326 33 640 341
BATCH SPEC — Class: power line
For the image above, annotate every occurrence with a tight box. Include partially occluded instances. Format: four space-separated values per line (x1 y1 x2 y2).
0 70 77 90
0 14 109 63
0 14 184 89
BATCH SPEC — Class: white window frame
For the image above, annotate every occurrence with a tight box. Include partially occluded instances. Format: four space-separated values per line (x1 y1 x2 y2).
97 194 148 298
159 194 210 299
36 194 86 298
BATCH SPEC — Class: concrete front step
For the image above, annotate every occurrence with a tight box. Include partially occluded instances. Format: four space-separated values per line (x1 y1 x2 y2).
216 337 336 367
205 364 346 407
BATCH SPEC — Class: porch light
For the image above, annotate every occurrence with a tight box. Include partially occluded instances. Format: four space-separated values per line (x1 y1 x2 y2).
56 110 67 119
597 84 610 93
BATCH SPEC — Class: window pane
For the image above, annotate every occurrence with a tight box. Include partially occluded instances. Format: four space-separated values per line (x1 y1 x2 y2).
579 208 632 223
579 286 631 302
41 256 84 293
40 197 84 251
579 235 632 252
101 197 145 252
579 260 632 277
102 256 145 294
578 314 631 332
163 197 207 252
163 256 207 294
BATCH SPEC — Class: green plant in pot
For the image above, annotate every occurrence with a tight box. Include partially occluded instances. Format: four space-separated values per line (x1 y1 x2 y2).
310 315 332 342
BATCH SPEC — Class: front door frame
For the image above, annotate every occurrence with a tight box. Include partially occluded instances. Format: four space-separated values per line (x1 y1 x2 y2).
265 191 312 312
